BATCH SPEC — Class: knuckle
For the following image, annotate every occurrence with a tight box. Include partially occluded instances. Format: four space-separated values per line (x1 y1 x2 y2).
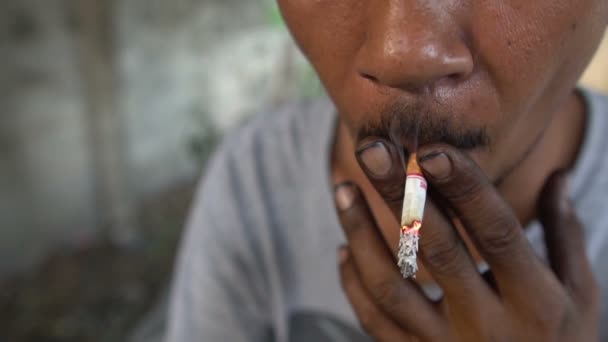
358 310 380 331
369 279 404 311
342 210 370 235
442 175 486 204
588 277 601 302
421 236 465 276
378 180 404 205
542 304 569 332
347 217 366 234
339 264 354 287
528 291 571 333
526 311 562 337
575 274 601 310
477 216 522 255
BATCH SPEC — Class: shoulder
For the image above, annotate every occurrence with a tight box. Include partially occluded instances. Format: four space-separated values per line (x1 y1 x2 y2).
571 88 608 258
193 96 335 219
580 88 608 175
573 88 608 202
219 97 335 170
579 89 608 341
205 97 335 196
571 88 608 197
582 88 608 121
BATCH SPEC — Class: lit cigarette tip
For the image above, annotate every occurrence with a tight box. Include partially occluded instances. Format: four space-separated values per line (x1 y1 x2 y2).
407 152 422 175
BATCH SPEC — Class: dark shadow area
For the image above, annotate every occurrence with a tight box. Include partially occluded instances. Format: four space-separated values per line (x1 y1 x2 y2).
0 182 195 342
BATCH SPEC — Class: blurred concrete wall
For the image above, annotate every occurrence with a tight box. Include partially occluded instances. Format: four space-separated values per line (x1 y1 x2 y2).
0 1 97 272
118 0 314 192
0 0 317 272
581 32 608 92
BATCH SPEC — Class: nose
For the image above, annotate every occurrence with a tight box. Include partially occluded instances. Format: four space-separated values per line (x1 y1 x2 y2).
356 3 474 92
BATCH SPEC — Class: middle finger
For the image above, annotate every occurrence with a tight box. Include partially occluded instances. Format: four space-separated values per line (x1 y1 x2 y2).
420 199 496 305
334 182 442 339
417 144 548 291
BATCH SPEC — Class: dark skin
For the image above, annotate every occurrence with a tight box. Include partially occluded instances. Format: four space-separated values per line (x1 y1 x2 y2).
277 0 607 340
333 155 599 341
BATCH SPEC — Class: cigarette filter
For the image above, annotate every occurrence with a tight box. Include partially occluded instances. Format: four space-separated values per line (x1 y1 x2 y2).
397 153 427 278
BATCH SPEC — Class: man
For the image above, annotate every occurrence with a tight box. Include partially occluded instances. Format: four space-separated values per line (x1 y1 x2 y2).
166 1 608 341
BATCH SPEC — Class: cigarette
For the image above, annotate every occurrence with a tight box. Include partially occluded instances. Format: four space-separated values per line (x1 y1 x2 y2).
397 153 428 278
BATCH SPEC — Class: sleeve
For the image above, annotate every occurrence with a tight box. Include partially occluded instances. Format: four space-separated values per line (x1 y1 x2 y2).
164 147 274 342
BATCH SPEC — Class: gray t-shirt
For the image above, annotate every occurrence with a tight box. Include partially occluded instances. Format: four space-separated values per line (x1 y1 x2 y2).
166 89 608 342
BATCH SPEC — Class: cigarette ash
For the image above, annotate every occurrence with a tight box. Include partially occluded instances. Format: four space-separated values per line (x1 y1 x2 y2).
398 221 422 278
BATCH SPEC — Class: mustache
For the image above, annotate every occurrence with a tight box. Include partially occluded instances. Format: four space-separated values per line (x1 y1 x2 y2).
358 101 491 152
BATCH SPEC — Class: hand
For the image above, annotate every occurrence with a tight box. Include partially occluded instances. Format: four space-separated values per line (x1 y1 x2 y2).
334 143 599 341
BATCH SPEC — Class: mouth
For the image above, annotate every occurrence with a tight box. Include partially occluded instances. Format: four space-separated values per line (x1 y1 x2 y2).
357 124 489 158
356 133 488 179
356 106 491 158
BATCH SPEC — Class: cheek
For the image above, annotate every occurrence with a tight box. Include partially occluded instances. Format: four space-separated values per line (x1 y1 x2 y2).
278 0 366 105
475 0 606 116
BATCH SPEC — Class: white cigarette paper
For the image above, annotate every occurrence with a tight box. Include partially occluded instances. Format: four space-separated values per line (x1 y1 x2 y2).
398 153 428 278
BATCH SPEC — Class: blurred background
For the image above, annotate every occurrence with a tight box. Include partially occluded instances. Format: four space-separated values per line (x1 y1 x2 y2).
0 1 606 341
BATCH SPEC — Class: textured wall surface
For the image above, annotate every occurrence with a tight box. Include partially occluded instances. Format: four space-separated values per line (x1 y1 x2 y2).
0 0 96 272
0 0 318 272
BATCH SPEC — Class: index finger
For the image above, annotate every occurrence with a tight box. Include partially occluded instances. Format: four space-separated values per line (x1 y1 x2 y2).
416 144 545 284
355 139 406 221
334 182 444 339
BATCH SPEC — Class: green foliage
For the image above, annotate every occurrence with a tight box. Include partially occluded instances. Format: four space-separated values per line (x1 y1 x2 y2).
265 2 285 29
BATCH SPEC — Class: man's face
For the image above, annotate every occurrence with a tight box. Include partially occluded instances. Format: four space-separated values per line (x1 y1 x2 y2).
279 0 607 181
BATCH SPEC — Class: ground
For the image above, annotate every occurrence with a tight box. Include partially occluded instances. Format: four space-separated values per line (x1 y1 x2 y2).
0 183 195 342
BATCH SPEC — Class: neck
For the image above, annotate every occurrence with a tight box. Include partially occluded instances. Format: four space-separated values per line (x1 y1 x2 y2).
498 90 586 226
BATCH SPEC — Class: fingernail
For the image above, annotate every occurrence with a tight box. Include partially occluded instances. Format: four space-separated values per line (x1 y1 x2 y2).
419 152 452 180
338 246 349 263
335 183 356 211
356 141 392 178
